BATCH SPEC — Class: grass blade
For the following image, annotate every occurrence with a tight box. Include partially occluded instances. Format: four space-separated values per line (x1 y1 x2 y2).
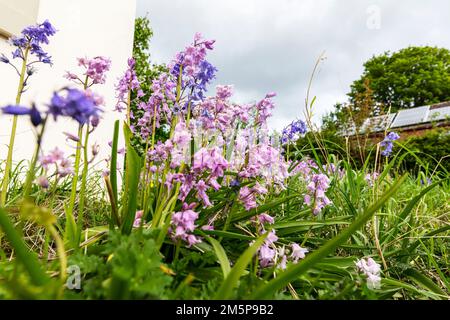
121 123 142 235
214 232 268 299
206 236 231 279
0 207 49 286
110 120 120 205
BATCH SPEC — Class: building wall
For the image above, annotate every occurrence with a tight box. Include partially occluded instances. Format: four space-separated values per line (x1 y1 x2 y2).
0 0 40 37
0 0 136 170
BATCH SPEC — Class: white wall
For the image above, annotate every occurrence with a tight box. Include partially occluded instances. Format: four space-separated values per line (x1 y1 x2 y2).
0 0 136 171
0 0 40 36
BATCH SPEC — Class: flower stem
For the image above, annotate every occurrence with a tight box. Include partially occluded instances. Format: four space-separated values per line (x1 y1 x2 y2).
22 116 48 199
65 124 83 247
76 124 90 244
1 47 30 206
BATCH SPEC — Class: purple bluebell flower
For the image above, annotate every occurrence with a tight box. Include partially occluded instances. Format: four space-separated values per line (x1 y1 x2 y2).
257 213 275 225
115 58 141 112
169 203 202 247
281 119 307 144
2 105 31 115
0 54 9 63
168 34 216 109
35 176 49 189
1 104 43 126
380 132 400 157
29 104 43 126
8 20 56 64
304 173 332 215
291 243 308 263
355 257 382 289
48 88 101 125
71 56 112 85
230 179 241 187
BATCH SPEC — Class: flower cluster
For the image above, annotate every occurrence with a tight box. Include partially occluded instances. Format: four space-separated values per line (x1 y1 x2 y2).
238 144 289 186
48 88 102 125
290 159 318 178
355 257 382 289
7 20 57 64
169 203 202 247
65 56 111 85
133 210 144 228
255 93 276 126
36 147 74 188
364 172 380 187
281 119 307 144
135 73 177 139
115 58 142 112
193 85 252 133
169 33 217 108
380 132 400 157
252 214 308 269
323 163 345 179
119 34 297 250
238 183 268 211
304 173 332 215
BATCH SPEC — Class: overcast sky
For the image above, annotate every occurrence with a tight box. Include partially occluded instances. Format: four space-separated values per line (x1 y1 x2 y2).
136 0 450 131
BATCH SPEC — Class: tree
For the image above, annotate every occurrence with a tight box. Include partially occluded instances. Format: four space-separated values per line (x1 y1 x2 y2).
132 16 167 103
349 46 450 111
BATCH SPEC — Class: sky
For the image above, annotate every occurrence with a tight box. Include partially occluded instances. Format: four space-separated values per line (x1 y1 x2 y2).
136 0 450 131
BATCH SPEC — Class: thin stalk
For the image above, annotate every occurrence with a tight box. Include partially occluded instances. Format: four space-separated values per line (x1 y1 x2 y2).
65 124 83 246
1 47 30 206
372 143 388 270
76 124 90 244
22 116 48 199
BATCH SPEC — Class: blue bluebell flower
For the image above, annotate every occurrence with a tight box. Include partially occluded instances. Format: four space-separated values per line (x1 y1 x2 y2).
281 119 307 144
30 104 43 126
380 132 400 157
1 104 43 126
48 88 101 125
0 54 9 63
8 20 56 64
2 105 31 115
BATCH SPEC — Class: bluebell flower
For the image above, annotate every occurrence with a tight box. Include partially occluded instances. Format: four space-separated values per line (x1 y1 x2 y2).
420 178 432 186
0 54 9 63
230 179 240 187
1 104 43 126
281 119 307 144
8 20 56 64
380 132 400 157
2 105 31 115
29 104 43 126
48 88 101 125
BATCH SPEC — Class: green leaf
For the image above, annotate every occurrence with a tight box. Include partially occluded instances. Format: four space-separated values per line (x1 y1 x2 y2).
214 232 268 300
249 174 407 299
273 219 351 236
206 236 231 279
200 230 255 241
110 120 120 205
403 268 447 298
121 123 142 235
230 194 299 224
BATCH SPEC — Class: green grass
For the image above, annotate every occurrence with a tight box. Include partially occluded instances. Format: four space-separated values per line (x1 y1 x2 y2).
0 151 448 300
